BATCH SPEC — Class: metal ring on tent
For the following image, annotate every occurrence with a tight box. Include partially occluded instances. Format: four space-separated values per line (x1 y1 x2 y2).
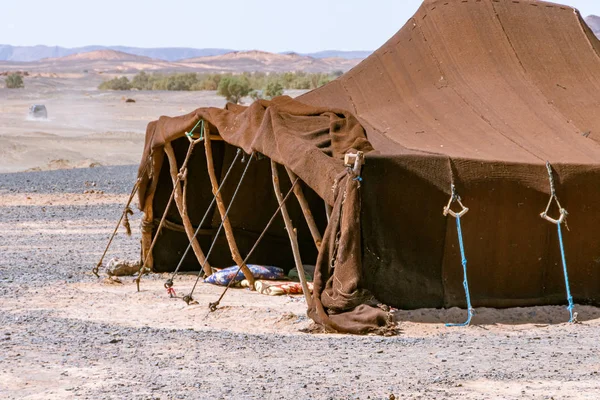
540 162 576 323
443 184 474 327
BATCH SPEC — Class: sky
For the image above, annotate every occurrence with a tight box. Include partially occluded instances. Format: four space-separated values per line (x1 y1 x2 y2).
2 0 600 52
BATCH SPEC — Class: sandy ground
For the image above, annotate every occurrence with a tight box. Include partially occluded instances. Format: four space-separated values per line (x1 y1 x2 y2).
0 76 306 173
1 79 600 399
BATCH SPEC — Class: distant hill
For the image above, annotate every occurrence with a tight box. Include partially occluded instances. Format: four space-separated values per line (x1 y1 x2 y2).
43 50 153 62
0 44 370 62
297 50 372 59
179 50 361 73
0 45 234 62
0 49 362 74
585 15 600 36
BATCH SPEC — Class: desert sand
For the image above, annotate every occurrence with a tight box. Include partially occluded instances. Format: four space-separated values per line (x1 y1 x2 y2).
0 75 232 173
1 77 600 399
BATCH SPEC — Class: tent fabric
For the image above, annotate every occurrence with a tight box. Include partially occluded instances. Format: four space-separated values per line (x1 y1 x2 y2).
299 0 600 310
138 97 388 334
139 0 600 333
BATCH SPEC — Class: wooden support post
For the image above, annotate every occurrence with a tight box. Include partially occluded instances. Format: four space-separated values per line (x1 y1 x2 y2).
271 160 312 306
140 152 163 272
204 127 256 288
164 142 212 277
324 202 332 223
284 167 322 249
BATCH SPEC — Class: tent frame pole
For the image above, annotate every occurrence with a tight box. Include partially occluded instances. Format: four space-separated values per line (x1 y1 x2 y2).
164 142 212 276
285 167 322 250
271 160 312 306
204 124 256 287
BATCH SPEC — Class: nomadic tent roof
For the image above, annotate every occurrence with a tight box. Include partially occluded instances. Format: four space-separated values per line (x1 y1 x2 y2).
137 0 600 333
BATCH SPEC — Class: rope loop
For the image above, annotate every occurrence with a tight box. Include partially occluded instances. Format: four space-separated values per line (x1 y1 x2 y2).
540 162 568 225
185 119 204 143
443 184 469 218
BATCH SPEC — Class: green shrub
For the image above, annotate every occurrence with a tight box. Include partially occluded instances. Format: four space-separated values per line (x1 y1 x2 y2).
264 81 284 99
98 76 132 90
217 76 251 104
102 70 343 94
131 71 152 90
5 73 24 89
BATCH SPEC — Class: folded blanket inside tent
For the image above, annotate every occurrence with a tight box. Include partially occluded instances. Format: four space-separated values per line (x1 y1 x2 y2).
204 265 285 286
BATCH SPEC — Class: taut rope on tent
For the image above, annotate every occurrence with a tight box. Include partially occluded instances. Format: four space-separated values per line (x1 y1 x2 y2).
92 156 151 277
163 148 242 295
181 152 256 305
204 123 255 286
208 176 300 312
540 161 576 323
135 119 205 291
164 142 211 276
443 184 474 327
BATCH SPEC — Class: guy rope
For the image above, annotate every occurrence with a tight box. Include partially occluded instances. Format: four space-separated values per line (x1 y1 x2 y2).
135 119 205 290
540 162 576 323
443 184 474 327
163 148 243 296
207 176 300 312
93 156 150 277
181 152 256 305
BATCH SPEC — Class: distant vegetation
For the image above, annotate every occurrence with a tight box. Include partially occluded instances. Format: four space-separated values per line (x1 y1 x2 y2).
97 70 343 103
5 73 24 89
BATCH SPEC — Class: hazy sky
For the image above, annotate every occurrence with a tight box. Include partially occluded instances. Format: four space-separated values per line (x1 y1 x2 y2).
2 0 599 52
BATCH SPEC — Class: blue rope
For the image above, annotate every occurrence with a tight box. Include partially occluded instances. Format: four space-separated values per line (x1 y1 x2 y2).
446 215 474 327
557 223 575 323
185 119 203 138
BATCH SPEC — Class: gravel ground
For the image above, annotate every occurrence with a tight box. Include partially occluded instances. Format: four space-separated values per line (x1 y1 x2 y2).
1 166 600 399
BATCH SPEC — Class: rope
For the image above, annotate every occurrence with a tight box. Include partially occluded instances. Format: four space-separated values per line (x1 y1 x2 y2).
446 215 474 327
185 119 204 140
541 162 576 323
135 133 202 291
207 177 300 312
443 184 474 327
557 223 575 322
92 156 151 277
182 152 256 304
164 148 242 292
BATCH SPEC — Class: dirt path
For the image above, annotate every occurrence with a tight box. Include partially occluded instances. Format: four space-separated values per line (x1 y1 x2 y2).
1 167 600 399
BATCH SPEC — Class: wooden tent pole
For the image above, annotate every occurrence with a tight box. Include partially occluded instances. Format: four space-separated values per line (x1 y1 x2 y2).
324 202 332 223
164 142 212 276
204 126 255 288
140 152 163 272
284 167 322 249
271 160 312 306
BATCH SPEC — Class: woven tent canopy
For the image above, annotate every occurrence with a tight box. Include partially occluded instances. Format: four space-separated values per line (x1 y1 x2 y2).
137 0 600 333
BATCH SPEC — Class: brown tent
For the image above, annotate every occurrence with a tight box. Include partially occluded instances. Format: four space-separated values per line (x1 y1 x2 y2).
135 0 600 334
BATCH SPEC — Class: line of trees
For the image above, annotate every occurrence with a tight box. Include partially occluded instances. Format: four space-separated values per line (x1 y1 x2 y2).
98 71 344 103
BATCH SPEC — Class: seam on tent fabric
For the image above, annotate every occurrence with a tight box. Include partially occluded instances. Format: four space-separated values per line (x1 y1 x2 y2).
490 1 591 152
414 13 545 164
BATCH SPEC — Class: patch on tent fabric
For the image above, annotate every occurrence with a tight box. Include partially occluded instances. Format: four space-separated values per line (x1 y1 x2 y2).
252 280 314 296
204 265 285 286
